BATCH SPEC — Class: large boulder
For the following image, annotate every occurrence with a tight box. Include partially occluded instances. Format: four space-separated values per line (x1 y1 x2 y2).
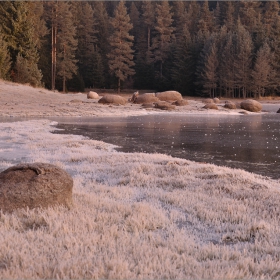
155 91 182 102
98 95 127 105
172 99 189 106
134 93 159 104
240 99 262 112
0 163 73 213
224 101 237 109
87 91 100 99
203 103 218 110
277 108 280 113
155 101 176 110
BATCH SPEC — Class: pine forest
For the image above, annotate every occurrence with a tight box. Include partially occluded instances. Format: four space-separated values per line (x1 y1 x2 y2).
1 1 280 98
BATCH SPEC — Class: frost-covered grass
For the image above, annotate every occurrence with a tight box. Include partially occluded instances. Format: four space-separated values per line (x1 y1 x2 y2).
0 120 280 279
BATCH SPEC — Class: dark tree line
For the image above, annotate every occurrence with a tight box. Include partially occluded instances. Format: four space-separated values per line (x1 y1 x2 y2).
0 1 280 98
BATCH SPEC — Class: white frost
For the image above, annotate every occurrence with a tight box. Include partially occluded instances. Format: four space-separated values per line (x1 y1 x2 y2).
0 119 280 279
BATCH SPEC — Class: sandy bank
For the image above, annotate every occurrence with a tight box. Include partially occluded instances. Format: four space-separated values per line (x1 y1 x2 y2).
0 80 275 118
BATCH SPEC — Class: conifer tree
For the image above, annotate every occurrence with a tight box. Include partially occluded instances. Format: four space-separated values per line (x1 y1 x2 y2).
196 34 219 97
75 2 97 88
218 29 236 97
107 1 135 93
151 1 174 80
251 42 275 98
220 2 236 31
142 1 155 64
237 1 260 34
56 2 77 93
197 0 214 33
263 1 279 36
0 2 42 86
186 1 201 35
92 1 110 88
0 30 10 79
171 29 194 95
234 21 253 98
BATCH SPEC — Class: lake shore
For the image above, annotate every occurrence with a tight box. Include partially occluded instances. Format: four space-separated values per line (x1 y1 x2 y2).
1 79 279 118
1 81 280 279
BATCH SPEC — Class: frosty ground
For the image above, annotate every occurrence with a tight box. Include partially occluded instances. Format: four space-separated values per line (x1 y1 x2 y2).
0 81 280 279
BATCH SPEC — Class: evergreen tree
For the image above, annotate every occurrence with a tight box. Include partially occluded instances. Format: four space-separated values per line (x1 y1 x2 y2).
75 2 98 89
107 1 135 93
237 1 260 34
173 1 188 43
0 2 42 86
220 2 236 31
0 30 10 79
197 0 214 34
185 1 201 35
171 29 195 95
251 42 275 98
196 34 219 97
263 1 279 36
218 29 236 97
151 1 174 82
56 2 78 93
234 21 253 98
92 1 110 88
14 54 42 86
129 2 140 41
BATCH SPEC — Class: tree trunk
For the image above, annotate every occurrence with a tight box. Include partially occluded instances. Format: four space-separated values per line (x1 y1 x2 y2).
118 77 120 94
51 5 57 91
147 26 150 50
63 74 66 93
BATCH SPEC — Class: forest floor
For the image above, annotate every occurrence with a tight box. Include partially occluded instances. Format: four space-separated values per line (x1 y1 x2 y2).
0 80 280 279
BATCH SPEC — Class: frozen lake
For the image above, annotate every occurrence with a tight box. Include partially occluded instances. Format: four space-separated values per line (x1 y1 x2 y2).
54 111 280 180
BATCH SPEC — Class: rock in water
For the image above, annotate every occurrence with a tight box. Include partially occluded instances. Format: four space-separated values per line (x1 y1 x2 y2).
277 108 280 113
240 99 262 112
0 163 73 213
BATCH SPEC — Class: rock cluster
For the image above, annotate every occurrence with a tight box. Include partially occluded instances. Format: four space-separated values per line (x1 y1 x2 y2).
0 163 73 213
